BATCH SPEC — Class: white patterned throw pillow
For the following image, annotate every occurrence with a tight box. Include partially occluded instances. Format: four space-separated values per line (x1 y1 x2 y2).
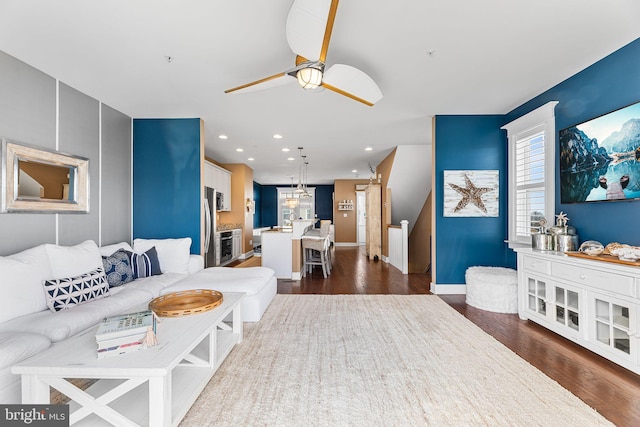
43 267 110 312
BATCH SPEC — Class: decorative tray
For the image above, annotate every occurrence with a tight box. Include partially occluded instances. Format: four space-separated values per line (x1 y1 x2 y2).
565 251 640 267
149 289 223 317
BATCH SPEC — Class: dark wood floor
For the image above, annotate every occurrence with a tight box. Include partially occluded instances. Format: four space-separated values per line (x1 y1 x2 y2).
277 245 431 294
272 245 640 426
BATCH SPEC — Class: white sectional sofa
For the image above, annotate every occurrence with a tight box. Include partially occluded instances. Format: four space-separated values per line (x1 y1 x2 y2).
0 238 277 404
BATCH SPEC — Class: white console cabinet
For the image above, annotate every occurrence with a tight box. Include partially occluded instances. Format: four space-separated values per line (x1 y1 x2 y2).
515 248 640 374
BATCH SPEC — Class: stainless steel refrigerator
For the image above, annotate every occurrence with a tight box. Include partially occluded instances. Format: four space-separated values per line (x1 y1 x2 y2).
204 186 218 268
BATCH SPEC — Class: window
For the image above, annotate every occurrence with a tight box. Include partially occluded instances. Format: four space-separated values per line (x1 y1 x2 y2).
502 101 558 247
277 187 315 227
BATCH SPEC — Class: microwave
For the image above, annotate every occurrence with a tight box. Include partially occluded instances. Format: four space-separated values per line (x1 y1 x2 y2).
216 192 224 210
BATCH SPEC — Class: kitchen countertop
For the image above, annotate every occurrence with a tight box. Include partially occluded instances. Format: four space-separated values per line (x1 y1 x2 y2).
263 228 293 233
217 223 242 231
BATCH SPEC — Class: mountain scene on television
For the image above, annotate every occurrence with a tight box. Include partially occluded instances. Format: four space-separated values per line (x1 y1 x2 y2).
560 102 640 203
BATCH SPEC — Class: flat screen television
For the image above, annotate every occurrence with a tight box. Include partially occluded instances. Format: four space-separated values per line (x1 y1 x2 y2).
559 100 640 203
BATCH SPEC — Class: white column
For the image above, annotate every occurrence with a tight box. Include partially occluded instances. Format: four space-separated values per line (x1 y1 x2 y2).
401 220 409 274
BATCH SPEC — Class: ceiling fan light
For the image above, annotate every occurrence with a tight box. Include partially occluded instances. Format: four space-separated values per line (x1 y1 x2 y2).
296 67 323 90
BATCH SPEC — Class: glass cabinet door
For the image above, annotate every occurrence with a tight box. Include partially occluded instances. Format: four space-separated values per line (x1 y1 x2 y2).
527 277 547 317
592 295 635 357
555 285 580 333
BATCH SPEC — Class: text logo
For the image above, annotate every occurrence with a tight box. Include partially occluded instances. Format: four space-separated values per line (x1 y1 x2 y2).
1 405 68 426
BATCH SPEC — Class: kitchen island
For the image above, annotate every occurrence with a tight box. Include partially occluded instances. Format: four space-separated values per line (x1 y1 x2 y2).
261 220 314 280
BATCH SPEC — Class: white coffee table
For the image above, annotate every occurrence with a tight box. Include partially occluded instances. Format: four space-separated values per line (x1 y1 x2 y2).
12 292 244 427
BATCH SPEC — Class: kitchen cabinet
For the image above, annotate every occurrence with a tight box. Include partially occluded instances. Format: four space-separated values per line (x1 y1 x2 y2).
204 162 215 189
204 161 232 211
515 248 640 374
232 229 242 259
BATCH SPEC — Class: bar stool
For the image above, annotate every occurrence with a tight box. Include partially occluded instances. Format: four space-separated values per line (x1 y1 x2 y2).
301 235 331 278
318 221 332 270
301 221 332 278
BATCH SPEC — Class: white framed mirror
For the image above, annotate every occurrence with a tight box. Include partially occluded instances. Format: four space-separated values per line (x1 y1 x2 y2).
1 138 89 213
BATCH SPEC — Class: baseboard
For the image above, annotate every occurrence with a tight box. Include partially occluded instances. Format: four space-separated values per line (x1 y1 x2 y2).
430 283 466 295
334 242 360 247
291 271 302 281
240 250 254 260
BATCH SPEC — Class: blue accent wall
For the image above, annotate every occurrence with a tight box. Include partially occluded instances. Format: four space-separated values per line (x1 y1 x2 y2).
260 186 279 228
254 184 334 228
315 185 334 224
434 115 515 285
434 38 640 285
505 38 640 245
133 118 201 254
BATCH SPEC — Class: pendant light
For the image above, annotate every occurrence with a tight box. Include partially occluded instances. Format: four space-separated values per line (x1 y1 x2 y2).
285 176 298 208
295 147 305 194
301 157 311 198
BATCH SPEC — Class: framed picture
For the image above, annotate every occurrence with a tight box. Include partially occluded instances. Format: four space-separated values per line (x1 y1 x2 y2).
559 100 640 203
444 170 499 217
1 138 89 213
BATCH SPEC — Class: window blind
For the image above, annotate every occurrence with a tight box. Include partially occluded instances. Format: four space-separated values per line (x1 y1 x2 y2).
515 132 546 239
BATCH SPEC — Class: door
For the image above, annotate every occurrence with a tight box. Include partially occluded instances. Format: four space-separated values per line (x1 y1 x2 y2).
356 191 366 244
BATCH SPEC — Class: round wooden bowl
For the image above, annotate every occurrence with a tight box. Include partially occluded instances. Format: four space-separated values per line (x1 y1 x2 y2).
149 289 223 317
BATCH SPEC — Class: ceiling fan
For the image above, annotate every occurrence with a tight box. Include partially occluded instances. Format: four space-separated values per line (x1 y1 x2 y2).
224 0 383 106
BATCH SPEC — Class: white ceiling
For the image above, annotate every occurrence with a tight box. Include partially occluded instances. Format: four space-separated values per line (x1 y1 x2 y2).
1 0 639 185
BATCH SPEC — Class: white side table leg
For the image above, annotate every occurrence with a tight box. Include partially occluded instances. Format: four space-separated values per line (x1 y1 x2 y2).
22 375 49 403
233 304 243 343
149 375 171 427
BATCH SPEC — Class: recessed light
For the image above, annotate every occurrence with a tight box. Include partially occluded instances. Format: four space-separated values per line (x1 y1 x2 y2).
273 134 283 139
365 147 373 151
287 157 295 161
248 157 254 161
218 135 228 140
236 148 244 152
352 169 358 173
282 148 290 152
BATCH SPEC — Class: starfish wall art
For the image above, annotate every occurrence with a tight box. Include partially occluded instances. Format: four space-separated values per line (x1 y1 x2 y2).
443 170 499 217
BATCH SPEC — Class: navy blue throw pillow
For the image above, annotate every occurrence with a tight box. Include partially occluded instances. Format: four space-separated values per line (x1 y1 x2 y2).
102 249 134 287
124 247 162 279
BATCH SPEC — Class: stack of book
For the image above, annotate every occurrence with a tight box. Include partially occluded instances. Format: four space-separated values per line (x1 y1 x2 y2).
95 310 156 359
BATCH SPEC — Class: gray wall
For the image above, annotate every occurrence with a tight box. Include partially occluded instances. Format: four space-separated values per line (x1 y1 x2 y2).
0 50 131 256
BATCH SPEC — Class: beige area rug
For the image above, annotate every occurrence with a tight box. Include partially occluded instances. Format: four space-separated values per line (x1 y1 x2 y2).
181 295 611 426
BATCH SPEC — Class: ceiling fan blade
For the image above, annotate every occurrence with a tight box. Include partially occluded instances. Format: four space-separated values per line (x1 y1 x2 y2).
225 70 295 94
319 0 339 63
286 0 333 61
322 64 383 106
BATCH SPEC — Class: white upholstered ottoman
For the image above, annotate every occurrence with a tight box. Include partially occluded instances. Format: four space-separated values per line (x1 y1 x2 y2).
465 266 518 313
161 266 277 322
